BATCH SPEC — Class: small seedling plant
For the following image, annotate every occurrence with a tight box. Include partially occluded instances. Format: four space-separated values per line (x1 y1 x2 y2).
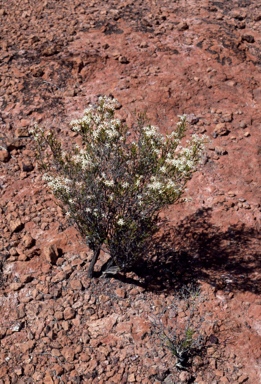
32 96 207 277
150 284 207 371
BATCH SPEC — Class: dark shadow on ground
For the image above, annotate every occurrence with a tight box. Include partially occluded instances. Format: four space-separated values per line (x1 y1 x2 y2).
127 207 261 294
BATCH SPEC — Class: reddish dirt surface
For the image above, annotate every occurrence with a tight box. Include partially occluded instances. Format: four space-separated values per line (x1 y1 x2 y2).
0 0 261 383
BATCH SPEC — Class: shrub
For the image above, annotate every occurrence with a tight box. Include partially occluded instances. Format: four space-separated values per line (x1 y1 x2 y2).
32 95 207 277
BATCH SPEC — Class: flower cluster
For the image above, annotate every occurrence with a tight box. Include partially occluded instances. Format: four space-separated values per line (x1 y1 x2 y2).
33 96 207 276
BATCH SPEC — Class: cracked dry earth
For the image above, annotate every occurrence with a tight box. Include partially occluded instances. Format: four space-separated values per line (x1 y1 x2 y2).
0 0 261 383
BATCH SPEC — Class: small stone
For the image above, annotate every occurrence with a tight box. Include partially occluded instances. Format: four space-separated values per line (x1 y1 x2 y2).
208 334 219 344
9 283 23 292
222 112 233 122
80 352 91 362
61 346 75 362
0 365 8 379
22 161 34 172
63 307 75 320
69 279 82 290
51 270 68 283
131 317 151 341
128 373 136 382
44 372 54 384
177 21 189 31
9 219 24 233
0 148 10 162
186 114 199 125
238 374 249 383
51 349 61 357
220 377 229 383
54 311 64 320
43 244 59 265
215 370 224 377
244 131 250 137
140 41 148 48
213 123 229 137
15 127 30 137
239 121 247 128
22 234 35 249
19 340 35 353
215 147 228 156
241 35 255 43
111 50 120 59
179 371 191 382
52 364 63 376
14 367 23 376
20 275 33 284
115 288 126 298
119 55 129 64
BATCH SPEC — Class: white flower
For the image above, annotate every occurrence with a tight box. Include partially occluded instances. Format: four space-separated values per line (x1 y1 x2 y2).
122 181 129 189
159 166 167 173
143 125 158 138
147 181 162 190
154 149 161 155
166 180 175 189
84 106 94 115
109 194 114 201
104 179 114 187
117 218 125 226
86 208 92 213
92 130 100 139
107 129 118 139
178 114 187 121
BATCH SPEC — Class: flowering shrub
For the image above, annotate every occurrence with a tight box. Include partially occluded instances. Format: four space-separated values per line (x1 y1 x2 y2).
33 96 207 277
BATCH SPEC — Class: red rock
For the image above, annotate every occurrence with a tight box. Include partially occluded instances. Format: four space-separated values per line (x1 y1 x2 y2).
44 372 54 384
115 287 126 298
9 282 23 291
0 148 10 162
0 366 8 379
115 321 132 334
131 317 151 342
127 373 136 382
213 123 229 136
15 127 30 137
51 271 67 283
177 21 189 31
88 314 118 337
80 352 91 362
179 371 192 382
61 346 75 362
22 233 35 248
43 244 59 265
18 340 35 353
9 219 24 233
63 307 75 320
238 374 249 383
52 364 64 376
69 279 82 290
